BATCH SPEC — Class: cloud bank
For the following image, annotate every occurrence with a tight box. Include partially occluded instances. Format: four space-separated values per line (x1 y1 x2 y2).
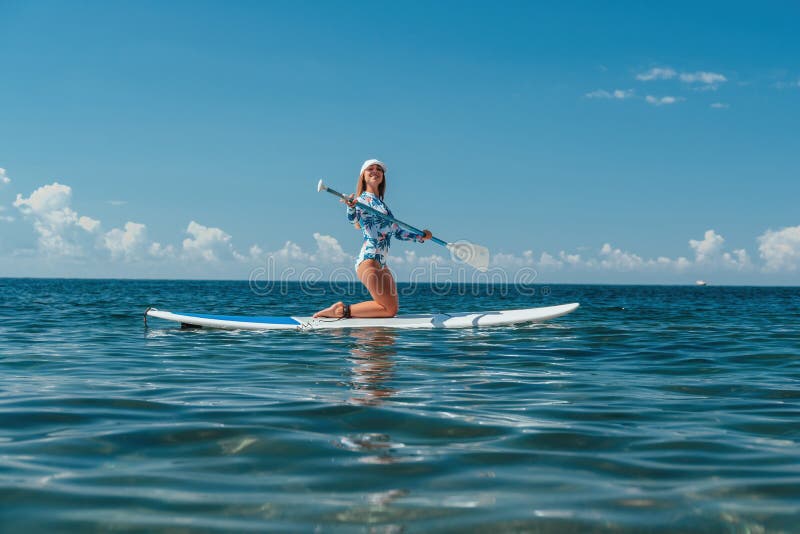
4 178 800 282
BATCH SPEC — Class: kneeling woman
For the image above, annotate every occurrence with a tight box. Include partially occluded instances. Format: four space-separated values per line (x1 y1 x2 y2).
314 159 431 318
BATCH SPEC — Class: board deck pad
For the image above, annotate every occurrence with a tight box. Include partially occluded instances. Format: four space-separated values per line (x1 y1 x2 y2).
145 303 579 331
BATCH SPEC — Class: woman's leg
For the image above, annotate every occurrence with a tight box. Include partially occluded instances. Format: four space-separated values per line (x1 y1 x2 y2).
313 260 399 319
349 260 399 318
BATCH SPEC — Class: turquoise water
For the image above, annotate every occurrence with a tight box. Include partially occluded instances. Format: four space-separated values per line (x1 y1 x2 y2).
1 279 799 532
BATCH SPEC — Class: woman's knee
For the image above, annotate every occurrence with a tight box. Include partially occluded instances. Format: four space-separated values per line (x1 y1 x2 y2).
379 270 398 315
382 300 398 316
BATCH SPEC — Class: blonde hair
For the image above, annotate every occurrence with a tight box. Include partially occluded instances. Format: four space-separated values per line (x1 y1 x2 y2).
353 168 386 229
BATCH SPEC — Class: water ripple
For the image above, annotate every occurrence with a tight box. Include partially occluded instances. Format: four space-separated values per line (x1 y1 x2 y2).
1 280 799 531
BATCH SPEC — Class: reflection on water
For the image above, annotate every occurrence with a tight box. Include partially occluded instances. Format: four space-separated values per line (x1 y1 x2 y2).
336 329 411 472
347 329 397 406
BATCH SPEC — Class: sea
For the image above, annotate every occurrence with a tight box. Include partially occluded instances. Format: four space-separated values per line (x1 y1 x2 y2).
1 278 798 533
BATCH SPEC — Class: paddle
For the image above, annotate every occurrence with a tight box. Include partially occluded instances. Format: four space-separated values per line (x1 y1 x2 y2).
317 180 489 271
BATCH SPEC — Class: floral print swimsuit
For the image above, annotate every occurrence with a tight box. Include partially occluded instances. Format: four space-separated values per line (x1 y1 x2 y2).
347 192 425 270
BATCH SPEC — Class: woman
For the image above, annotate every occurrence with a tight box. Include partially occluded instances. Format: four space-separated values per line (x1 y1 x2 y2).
314 159 432 318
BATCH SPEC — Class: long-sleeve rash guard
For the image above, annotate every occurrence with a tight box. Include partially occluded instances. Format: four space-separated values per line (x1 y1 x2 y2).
347 191 425 269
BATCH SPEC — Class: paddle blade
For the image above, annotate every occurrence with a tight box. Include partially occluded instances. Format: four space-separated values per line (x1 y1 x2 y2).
317 179 327 192
447 240 490 272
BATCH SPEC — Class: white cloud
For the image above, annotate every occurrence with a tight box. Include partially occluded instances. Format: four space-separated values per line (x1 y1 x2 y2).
8 178 794 282
585 89 611 99
272 240 313 263
10 181 344 272
598 243 647 270
585 89 635 100
492 250 535 268
680 71 728 91
262 233 353 269
78 215 101 232
538 252 563 269
14 182 71 214
149 242 175 259
722 249 752 270
636 67 677 81
658 256 692 271
688 229 751 270
406 251 448 269
710 102 729 109
103 221 148 261
482 230 754 277
494 244 666 273
689 229 725 263
645 95 679 106
108 200 127 206
13 182 101 257
0 168 10 185
635 68 726 91
312 232 351 264
182 220 241 262
490 249 582 270
758 226 800 272
559 251 581 266
679 71 727 86
249 244 264 259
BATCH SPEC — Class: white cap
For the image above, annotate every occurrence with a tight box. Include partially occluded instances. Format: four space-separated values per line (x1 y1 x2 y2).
360 159 387 174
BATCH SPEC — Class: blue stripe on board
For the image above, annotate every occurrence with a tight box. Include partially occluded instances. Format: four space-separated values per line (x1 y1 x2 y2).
177 313 300 325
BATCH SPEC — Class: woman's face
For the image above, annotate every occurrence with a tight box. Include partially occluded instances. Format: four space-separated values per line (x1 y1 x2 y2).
363 164 384 188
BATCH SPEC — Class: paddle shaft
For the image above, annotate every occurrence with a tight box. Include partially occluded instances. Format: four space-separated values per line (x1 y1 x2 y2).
322 185 448 247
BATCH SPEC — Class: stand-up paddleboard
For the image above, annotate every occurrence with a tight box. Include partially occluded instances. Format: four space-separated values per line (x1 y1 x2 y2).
144 303 579 331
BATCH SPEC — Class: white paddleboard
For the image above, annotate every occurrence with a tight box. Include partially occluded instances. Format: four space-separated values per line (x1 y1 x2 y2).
145 303 579 331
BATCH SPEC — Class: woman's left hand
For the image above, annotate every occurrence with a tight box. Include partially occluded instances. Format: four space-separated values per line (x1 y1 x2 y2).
421 230 432 242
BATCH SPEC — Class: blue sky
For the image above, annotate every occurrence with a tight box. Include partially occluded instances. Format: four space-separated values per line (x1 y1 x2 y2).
1 1 798 284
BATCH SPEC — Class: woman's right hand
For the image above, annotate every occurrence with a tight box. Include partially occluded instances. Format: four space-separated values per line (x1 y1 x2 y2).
341 194 357 208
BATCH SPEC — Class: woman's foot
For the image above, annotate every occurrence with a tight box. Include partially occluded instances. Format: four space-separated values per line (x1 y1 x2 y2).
313 301 345 318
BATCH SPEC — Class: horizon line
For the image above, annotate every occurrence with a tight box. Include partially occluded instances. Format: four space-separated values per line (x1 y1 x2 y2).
0 276 797 288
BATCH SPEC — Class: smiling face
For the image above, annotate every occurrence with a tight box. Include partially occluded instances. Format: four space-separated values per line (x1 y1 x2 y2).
363 164 384 190
356 162 387 199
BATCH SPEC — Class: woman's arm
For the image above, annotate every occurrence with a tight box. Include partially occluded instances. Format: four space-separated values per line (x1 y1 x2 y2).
344 195 360 226
394 224 432 243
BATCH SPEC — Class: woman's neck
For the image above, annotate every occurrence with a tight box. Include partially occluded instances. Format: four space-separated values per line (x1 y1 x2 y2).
365 185 381 196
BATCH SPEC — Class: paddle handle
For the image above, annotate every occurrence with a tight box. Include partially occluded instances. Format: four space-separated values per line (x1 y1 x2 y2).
318 181 448 247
